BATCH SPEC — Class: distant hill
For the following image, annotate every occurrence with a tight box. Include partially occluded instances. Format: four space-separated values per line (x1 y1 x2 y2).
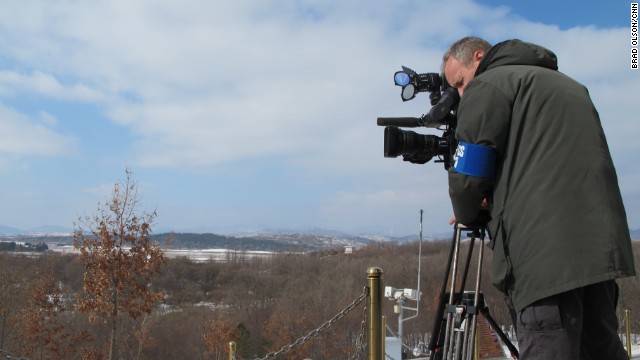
1 231 382 252
28 225 74 233
3 225 639 251
0 225 22 235
153 231 379 251
153 232 298 251
0 224 73 235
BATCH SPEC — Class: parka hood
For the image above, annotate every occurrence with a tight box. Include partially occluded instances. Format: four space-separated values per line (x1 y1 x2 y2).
475 39 558 76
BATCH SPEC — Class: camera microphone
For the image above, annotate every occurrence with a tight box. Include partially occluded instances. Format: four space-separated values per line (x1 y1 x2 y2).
376 117 423 127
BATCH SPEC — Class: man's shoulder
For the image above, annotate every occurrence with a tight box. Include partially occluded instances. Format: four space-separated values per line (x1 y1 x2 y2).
478 64 553 79
473 65 581 93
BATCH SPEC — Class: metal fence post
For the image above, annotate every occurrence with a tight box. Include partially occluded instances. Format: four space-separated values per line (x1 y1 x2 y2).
367 267 383 360
229 341 236 360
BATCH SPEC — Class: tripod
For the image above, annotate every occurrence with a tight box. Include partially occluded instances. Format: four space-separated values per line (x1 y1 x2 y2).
428 222 518 360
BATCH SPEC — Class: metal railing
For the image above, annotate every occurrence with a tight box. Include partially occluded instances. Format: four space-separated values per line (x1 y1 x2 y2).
227 267 386 360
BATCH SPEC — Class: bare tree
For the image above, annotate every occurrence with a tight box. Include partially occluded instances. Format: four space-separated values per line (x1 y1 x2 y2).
18 271 91 359
0 261 26 353
73 169 167 360
203 315 237 360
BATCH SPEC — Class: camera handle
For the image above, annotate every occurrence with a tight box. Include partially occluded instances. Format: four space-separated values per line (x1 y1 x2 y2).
428 223 519 360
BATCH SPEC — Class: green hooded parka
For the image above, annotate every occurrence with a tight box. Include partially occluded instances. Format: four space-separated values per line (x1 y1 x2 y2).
448 39 636 312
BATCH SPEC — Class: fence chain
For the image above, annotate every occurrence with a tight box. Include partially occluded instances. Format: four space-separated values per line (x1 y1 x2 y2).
255 286 369 360
348 292 368 360
385 323 397 338
384 323 415 354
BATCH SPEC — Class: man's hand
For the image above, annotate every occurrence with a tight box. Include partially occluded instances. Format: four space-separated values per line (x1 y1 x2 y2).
449 198 489 225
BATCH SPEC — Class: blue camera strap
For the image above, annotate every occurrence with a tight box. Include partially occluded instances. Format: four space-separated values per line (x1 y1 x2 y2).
453 142 496 178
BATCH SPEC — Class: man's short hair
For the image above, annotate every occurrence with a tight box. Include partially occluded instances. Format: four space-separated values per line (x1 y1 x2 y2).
442 37 492 69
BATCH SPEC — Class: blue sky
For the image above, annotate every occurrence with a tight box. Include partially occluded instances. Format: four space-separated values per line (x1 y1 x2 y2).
1 0 638 236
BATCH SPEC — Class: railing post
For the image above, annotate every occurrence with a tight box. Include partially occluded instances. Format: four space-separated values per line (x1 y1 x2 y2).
229 341 236 360
367 267 383 360
626 309 632 359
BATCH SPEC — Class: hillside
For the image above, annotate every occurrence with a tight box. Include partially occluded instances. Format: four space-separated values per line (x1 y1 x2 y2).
2 227 638 252
0 231 388 252
1 239 639 360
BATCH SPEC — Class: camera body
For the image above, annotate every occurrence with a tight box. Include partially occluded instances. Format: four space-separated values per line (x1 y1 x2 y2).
377 67 459 169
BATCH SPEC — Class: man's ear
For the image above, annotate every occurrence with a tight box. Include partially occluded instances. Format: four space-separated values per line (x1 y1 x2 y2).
473 50 485 63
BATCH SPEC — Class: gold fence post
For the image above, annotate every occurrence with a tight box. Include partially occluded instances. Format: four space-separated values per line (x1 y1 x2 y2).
229 341 236 360
367 267 383 360
626 309 632 359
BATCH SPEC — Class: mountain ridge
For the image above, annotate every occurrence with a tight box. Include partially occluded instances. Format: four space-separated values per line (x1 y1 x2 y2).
2 224 639 247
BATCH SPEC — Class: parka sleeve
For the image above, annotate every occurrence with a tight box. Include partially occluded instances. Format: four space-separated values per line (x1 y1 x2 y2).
448 79 511 225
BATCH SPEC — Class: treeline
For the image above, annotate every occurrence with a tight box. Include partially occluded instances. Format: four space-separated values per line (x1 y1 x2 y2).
153 232 300 251
0 241 48 252
1 240 639 359
1 232 366 252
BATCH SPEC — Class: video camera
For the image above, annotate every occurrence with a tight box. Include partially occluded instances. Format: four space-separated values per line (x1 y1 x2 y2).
377 66 459 169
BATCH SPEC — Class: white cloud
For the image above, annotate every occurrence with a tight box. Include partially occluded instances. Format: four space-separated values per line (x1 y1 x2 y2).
0 70 110 102
0 103 76 157
0 0 511 170
37 110 58 127
1 0 638 232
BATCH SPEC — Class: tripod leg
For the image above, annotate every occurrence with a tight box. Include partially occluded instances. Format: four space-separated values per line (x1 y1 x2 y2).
442 224 465 359
463 234 484 360
458 236 475 294
429 226 458 356
480 306 519 359
455 326 465 360
460 316 472 360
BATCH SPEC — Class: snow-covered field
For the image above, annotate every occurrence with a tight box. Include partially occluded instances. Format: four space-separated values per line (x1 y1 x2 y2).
46 242 275 263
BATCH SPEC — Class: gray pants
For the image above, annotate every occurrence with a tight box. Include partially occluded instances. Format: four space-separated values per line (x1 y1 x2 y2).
516 280 628 360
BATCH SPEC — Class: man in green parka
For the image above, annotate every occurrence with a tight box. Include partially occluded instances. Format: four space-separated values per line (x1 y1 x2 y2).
442 37 636 359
